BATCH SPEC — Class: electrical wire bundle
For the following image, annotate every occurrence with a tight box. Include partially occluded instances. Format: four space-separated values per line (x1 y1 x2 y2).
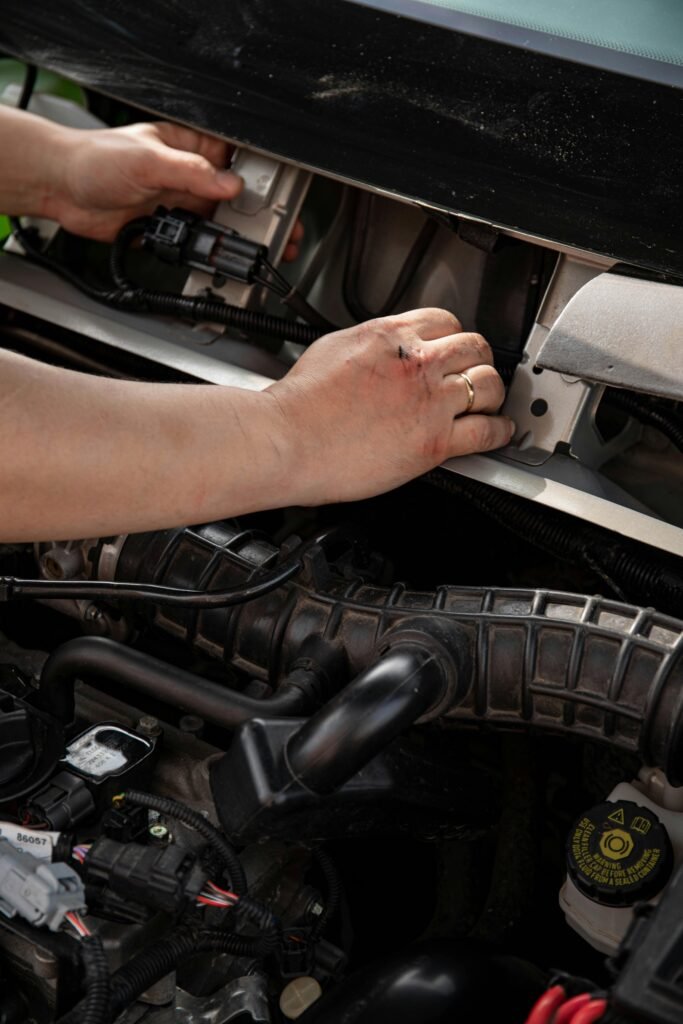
9 65 329 348
524 984 608 1024
64 910 91 939
196 880 240 910
251 254 336 332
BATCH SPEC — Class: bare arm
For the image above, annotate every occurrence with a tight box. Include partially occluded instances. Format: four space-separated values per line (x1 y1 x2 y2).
0 104 243 239
0 311 513 542
0 109 510 540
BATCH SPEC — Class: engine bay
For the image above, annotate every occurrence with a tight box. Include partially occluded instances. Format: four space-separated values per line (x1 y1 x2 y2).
1 85 683 1024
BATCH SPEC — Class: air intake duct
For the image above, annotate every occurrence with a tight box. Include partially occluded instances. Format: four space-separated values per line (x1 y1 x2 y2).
112 522 683 783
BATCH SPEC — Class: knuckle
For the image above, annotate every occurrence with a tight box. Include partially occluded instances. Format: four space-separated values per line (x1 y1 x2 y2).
471 333 492 362
481 364 505 395
424 307 461 332
353 319 396 359
398 307 461 334
184 152 208 172
473 418 496 450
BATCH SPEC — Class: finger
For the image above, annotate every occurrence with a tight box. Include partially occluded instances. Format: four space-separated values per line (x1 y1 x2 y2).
445 363 505 415
449 414 515 456
382 307 462 341
290 220 305 243
282 242 300 263
157 191 216 217
152 122 231 167
141 146 243 202
435 331 494 373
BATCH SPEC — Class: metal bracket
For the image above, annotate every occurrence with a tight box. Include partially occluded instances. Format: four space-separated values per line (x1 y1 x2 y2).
537 272 683 400
501 254 641 470
183 148 312 312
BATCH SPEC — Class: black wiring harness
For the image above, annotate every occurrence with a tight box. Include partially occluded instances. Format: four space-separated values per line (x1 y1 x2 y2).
54 790 345 1024
10 65 331 346
138 206 335 331
11 215 327 346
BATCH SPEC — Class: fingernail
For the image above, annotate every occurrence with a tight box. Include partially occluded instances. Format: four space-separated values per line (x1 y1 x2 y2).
508 419 516 438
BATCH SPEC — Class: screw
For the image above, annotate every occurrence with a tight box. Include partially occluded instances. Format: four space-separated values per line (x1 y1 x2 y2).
137 715 162 738
310 901 324 917
84 604 104 623
149 823 171 844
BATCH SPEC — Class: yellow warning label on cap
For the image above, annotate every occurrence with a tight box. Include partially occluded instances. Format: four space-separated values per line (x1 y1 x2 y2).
599 828 633 861
607 807 626 825
570 814 662 889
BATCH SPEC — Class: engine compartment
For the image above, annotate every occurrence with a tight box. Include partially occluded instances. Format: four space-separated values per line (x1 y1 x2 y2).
2 91 683 1023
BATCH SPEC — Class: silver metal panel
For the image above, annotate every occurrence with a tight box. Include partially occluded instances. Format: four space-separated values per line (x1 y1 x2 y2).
443 453 683 560
0 253 272 390
537 273 683 399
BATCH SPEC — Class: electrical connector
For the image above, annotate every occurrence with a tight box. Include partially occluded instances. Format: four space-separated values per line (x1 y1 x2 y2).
23 725 157 830
23 771 95 830
100 803 149 844
84 837 207 913
0 837 86 931
143 207 267 285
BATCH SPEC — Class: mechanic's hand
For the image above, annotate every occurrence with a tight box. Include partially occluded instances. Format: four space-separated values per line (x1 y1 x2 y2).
47 120 304 258
265 308 513 506
44 121 240 241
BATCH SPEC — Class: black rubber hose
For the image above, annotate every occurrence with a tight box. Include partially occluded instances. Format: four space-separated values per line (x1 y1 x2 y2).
10 221 122 304
109 217 151 290
38 635 319 729
310 848 342 940
606 389 683 453
17 64 37 110
0 553 303 608
79 935 110 1024
286 646 449 794
298 942 544 1024
122 790 247 895
120 519 683 781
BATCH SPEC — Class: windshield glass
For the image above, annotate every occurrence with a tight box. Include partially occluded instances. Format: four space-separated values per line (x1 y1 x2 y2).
351 0 683 86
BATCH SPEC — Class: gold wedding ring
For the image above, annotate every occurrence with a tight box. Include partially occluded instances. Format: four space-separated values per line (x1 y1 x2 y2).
457 371 475 415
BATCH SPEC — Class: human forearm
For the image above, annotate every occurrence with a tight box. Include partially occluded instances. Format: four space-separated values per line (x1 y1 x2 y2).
0 106 244 241
0 105 71 219
0 351 292 541
0 310 513 542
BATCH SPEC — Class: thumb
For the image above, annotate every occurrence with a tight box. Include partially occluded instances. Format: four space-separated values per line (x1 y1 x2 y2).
144 146 243 201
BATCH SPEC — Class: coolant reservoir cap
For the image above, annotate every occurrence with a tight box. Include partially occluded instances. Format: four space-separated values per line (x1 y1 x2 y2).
567 800 673 907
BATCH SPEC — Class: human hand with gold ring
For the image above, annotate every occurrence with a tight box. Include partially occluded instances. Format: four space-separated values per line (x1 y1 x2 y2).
264 308 513 506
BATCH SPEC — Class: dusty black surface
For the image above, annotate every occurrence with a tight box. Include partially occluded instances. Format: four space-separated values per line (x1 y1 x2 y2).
0 0 681 275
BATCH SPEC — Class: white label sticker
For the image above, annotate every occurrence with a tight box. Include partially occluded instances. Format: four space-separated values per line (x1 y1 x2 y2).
0 823 60 860
64 725 135 778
